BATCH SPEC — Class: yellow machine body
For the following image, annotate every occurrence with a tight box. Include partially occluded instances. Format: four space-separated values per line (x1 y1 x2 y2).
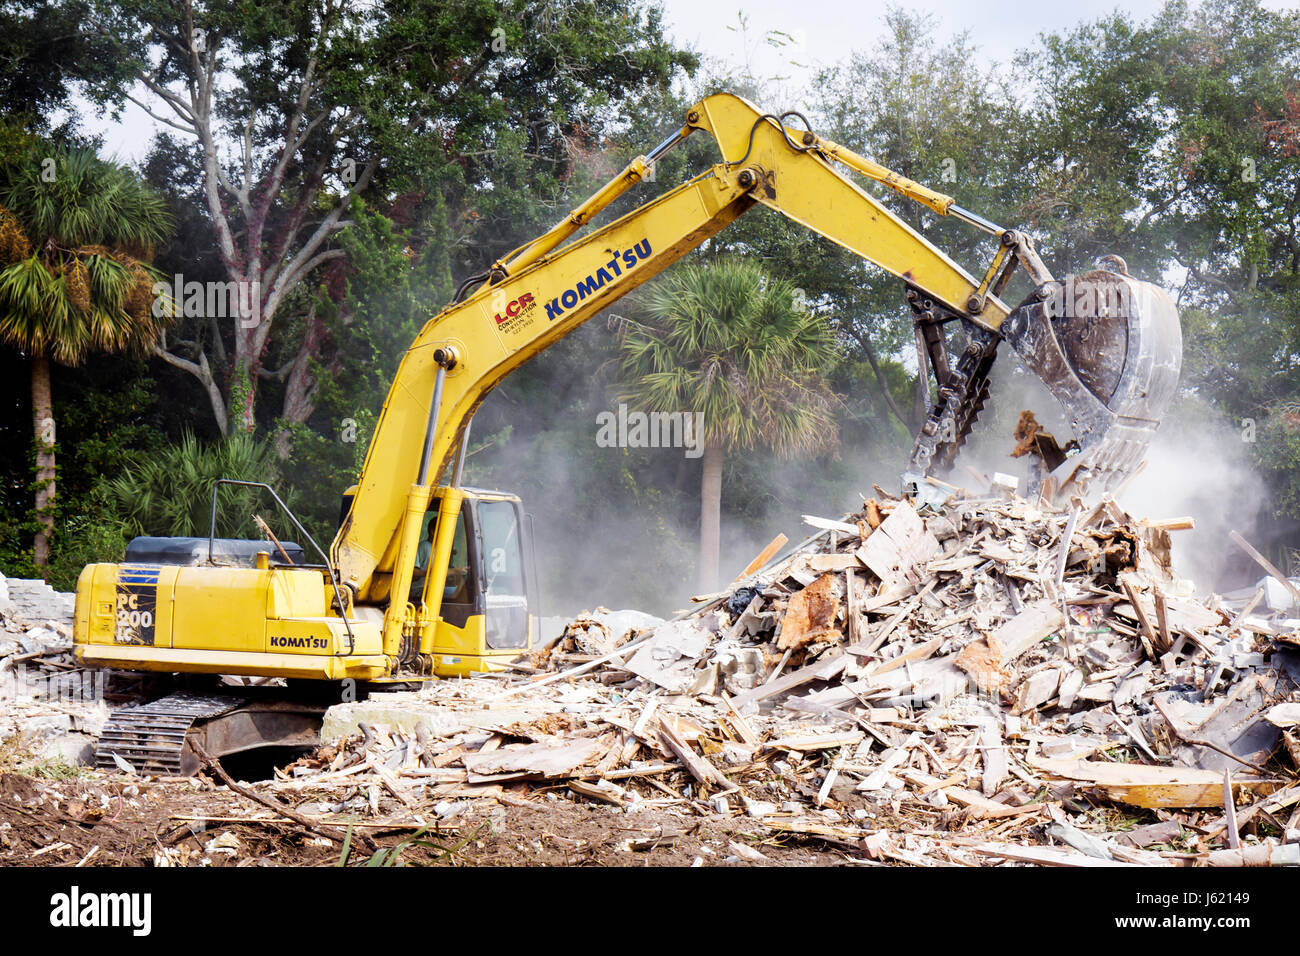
75 486 537 680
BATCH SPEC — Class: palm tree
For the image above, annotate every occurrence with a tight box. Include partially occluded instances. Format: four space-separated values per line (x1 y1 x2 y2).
618 258 841 592
0 147 172 570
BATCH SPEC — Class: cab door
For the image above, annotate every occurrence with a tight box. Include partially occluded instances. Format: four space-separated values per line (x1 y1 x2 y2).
474 498 530 650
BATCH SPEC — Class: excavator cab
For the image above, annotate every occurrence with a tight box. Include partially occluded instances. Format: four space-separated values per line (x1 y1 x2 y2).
377 485 538 677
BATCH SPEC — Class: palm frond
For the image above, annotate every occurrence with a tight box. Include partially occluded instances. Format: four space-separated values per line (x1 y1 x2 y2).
617 257 841 457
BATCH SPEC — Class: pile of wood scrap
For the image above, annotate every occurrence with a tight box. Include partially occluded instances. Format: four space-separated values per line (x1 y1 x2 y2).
259 486 1299 866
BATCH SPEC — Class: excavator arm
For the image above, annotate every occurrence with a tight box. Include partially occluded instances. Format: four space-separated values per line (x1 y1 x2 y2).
330 92 1181 656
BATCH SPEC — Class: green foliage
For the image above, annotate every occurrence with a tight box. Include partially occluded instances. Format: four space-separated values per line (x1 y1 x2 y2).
0 144 172 363
45 498 130 592
106 432 286 539
0 1 124 137
0 350 164 581
1251 404 1300 517
337 822 481 866
618 257 841 456
20 756 93 781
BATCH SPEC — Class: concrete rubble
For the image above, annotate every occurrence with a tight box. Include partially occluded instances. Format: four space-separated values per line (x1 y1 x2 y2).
262 483 1299 867
0 577 107 768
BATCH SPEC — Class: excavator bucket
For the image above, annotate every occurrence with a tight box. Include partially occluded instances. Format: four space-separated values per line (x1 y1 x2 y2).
999 269 1182 496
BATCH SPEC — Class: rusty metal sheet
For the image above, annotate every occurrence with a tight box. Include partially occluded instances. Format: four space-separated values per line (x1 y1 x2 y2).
777 573 842 650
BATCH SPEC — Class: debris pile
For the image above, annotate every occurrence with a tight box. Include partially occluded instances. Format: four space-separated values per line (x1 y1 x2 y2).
265 486 1299 866
0 577 106 766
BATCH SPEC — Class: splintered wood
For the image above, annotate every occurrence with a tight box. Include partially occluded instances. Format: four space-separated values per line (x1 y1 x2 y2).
272 487 1299 867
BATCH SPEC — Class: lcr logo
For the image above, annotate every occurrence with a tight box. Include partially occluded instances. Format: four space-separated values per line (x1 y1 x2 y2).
494 292 536 325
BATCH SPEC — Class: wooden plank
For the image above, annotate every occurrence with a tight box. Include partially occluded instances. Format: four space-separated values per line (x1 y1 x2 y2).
568 779 627 806
1229 529 1300 608
845 567 858 644
802 514 859 534
593 733 626 777
728 652 847 709
981 720 1008 797
1229 588 1266 631
595 761 678 781
808 553 863 573
866 635 944 678
658 720 734 792
859 583 915 613
1140 516 1195 531
1223 768 1240 849
365 757 417 807
990 601 1067 661
1202 780 1300 839
1029 757 1283 808
816 748 846 808
733 533 789 581
860 581 936 654
899 768 1011 816
764 730 864 752
859 734 921 791
855 501 938 588
968 843 1145 868
1154 589 1171 653
720 692 760 746
1121 579 1158 654
396 767 470 783
462 736 606 778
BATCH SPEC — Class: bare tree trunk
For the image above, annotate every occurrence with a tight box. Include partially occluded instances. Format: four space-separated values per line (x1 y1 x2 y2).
155 337 229 435
698 439 723 593
30 353 55 571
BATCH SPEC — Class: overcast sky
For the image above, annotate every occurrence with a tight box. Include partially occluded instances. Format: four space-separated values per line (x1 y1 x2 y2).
85 0 1294 162
661 0 1170 78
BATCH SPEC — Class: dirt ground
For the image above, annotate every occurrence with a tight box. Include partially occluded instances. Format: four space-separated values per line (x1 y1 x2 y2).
0 767 863 867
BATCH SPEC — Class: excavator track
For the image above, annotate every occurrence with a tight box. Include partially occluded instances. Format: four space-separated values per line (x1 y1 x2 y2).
95 690 328 776
96 692 244 776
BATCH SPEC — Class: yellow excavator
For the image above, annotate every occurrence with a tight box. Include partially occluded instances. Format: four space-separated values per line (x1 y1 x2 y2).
72 93 1181 773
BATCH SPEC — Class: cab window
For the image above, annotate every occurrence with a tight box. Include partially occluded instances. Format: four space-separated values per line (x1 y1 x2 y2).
412 505 472 607
477 500 529 650
477 500 524 598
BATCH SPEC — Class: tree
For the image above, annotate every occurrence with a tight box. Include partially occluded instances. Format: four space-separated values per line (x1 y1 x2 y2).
77 0 695 439
0 0 122 136
617 258 840 591
0 145 172 568
1018 0 1300 522
810 8 1025 429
